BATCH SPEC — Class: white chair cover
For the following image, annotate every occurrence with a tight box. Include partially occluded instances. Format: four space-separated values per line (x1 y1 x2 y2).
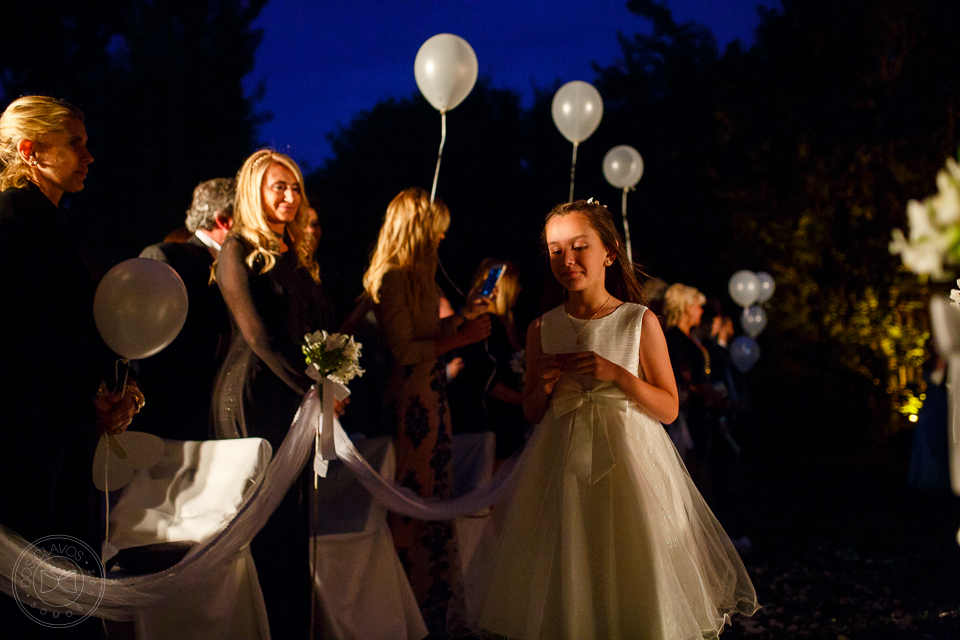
0 388 519 626
311 435 427 640
107 437 272 640
451 431 496 571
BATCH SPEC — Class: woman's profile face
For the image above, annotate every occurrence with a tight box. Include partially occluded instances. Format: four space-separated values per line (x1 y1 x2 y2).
305 207 320 252
32 117 93 201
684 302 704 327
261 162 301 230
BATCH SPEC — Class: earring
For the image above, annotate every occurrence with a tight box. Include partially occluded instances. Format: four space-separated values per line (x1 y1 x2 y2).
604 259 612 266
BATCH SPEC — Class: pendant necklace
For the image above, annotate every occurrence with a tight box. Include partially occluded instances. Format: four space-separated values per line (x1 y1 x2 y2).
568 293 612 344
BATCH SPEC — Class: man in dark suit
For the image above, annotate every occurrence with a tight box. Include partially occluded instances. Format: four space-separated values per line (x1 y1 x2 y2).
135 178 234 440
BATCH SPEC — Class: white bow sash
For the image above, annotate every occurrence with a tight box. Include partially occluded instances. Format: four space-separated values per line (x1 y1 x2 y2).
551 377 628 484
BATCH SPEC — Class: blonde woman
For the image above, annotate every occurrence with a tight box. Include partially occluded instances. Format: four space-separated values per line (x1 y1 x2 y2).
362 186 491 635
663 282 714 490
0 95 140 636
212 149 325 639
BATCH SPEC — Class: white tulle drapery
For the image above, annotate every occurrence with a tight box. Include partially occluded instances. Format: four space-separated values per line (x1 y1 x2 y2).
0 387 515 619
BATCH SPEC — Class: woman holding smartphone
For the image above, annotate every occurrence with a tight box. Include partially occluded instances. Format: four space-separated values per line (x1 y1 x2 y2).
362 186 492 635
448 259 528 462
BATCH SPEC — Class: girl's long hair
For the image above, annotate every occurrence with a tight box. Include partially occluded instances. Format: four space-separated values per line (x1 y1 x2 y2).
231 149 319 283
540 199 646 309
362 187 450 315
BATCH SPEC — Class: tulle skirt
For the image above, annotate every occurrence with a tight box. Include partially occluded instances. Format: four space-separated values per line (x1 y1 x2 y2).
464 403 759 640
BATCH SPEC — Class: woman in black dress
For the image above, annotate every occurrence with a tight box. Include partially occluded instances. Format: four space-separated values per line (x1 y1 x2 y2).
213 149 333 639
663 282 714 496
0 95 140 637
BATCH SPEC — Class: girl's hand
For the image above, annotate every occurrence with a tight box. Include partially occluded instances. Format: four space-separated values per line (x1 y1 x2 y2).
562 351 621 382
537 353 563 395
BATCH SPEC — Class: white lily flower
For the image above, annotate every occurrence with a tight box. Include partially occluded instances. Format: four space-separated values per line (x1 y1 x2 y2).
901 240 945 278
906 199 937 241
947 158 960 182
933 173 960 225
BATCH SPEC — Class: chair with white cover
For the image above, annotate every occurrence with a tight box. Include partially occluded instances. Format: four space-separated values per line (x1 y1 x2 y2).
311 434 428 640
106 437 272 640
451 431 496 571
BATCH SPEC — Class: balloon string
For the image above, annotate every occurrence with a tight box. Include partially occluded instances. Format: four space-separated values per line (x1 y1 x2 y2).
430 110 447 204
437 254 466 300
621 187 633 264
113 358 130 395
104 447 110 565
568 141 579 203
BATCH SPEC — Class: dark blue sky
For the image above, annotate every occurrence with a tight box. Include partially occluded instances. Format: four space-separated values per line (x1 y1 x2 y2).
244 0 775 171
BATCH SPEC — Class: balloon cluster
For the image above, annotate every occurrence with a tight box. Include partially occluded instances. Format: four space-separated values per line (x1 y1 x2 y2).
727 270 775 373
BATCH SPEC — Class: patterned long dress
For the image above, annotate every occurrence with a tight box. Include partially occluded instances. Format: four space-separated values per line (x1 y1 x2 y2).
374 266 462 635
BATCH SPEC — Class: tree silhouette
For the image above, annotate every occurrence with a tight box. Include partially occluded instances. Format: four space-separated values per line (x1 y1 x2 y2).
0 0 267 263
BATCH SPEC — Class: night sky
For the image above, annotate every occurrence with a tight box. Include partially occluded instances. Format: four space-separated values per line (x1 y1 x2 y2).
244 0 775 171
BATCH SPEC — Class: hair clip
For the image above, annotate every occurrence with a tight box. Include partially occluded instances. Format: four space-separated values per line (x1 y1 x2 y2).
251 153 272 169
586 197 608 209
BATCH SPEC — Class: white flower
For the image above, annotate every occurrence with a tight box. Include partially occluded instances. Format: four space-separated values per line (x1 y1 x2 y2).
901 240 946 278
304 330 329 345
933 170 960 225
342 336 361 360
952 280 960 309
906 199 937 242
324 333 347 351
946 158 960 182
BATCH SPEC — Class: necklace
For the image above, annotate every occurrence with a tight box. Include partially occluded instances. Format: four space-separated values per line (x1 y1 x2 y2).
568 293 612 344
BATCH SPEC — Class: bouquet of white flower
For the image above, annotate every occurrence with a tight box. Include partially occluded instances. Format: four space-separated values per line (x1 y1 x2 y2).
302 330 364 385
890 156 960 280
302 331 364 478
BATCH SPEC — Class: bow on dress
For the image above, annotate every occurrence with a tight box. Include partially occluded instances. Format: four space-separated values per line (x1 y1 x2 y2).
551 376 628 484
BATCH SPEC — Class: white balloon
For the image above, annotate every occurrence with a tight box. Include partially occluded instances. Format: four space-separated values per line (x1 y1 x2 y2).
603 145 644 189
551 81 603 144
414 33 478 113
94 258 189 359
756 271 775 303
728 270 760 307
730 336 761 373
741 305 768 337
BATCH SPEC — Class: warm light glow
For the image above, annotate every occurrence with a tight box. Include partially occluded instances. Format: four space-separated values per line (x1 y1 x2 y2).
562 103 571 114
909 414 918 422
426 61 435 74
585 103 593 113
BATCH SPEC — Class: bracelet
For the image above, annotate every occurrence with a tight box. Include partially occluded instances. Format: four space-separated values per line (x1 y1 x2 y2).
125 386 146 414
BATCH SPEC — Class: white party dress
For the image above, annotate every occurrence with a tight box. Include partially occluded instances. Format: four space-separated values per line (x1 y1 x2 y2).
464 303 758 639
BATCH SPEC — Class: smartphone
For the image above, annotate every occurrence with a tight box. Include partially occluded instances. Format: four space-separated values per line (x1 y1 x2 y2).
479 263 506 297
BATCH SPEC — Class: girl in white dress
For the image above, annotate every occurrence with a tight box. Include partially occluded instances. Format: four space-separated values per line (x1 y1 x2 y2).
464 200 759 639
